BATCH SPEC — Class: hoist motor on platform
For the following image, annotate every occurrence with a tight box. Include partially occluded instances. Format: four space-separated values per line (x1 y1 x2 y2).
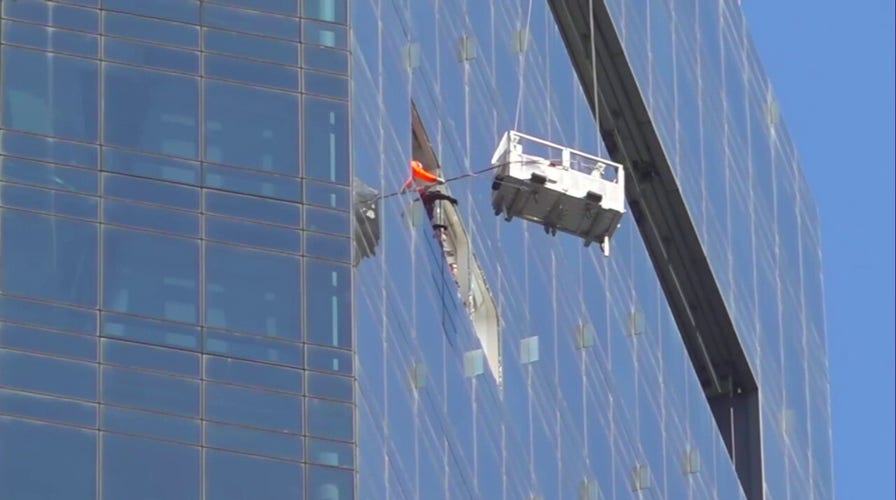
490 130 626 256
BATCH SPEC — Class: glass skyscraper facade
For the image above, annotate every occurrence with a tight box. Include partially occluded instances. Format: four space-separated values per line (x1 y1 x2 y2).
0 1 832 500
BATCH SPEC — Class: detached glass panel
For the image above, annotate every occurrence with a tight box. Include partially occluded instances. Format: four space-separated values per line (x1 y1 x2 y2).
1 46 98 142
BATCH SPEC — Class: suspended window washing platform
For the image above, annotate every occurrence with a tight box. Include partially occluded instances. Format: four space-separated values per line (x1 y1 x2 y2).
490 130 626 256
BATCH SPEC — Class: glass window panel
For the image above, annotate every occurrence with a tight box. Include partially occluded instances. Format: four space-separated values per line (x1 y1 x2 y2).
1 47 98 142
102 366 200 417
1 0 98 31
205 356 302 393
102 406 200 444
206 243 301 339
103 11 199 49
204 28 298 65
306 345 352 375
206 0 298 16
103 147 199 185
103 64 199 159
305 180 349 210
102 433 200 500
304 96 348 184
302 20 347 49
103 227 199 323
205 80 299 174
0 417 96 500
103 0 199 24
303 45 349 74
202 3 300 40
0 349 97 400
306 438 353 468
305 259 351 348
204 190 300 226
206 216 301 253
305 232 351 262
57 0 99 6
206 381 302 433
1 210 97 307
0 183 98 219
206 421 302 461
0 295 96 334
104 37 200 74
102 339 199 377
103 199 199 237
204 163 301 201
0 156 98 193
205 53 300 91
0 323 96 361
0 130 98 169
307 465 354 500
104 172 199 210
304 71 349 99
306 372 352 402
0 388 96 428
1 20 99 58
306 397 352 442
102 313 201 351
303 0 347 24
305 205 350 235
206 449 303 500
205 330 303 367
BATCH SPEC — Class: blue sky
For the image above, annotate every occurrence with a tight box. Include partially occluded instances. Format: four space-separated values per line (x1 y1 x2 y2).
743 0 895 498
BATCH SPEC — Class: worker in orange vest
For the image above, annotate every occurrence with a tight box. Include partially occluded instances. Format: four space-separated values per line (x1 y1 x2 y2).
401 160 445 193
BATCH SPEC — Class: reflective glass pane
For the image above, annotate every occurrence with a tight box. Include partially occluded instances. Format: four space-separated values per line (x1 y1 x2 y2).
205 381 302 433
103 199 199 237
303 0 346 23
303 45 349 75
0 323 96 361
302 20 347 49
103 11 199 49
205 329 303 367
102 433 200 500
0 349 96 400
1 46 98 142
102 405 200 444
103 0 199 24
305 180 349 210
205 80 299 174
103 227 199 323
306 345 352 375
0 156 98 194
306 372 352 402
206 216 300 253
103 147 200 185
0 417 96 500
204 163 301 201
304 71 349 99
1 1 98 33
0 388 96 428
204 28 299 65
0 295 96 335
306 397 352 441
102 339 199 377
0 130 98 169
0 183 98 219
206 421 302 461
204 190 300 226
102 365 200 417
304 96 348 183
206 0 299 16
305 205 350 235
305 232 351 262
205 53 300 91
206 449 303 500
305 259 351 348
103 64 199 159
206 243 301 339
1 20 99 58
202 3 301 40
102 313 201 351
205 355 302 393
306 438 353 468
1 210 97 306
104 37 200 74
307 465 354 500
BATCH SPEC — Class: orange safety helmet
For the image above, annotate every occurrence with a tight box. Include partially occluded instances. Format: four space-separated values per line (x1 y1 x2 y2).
401 160 444 192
